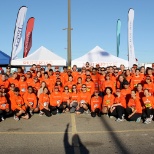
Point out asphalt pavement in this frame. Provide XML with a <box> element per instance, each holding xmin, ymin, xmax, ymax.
<box><xmin>0</xmin><ymin>113</ymin><xmax>154</xmax><ymax>154</ymax></box>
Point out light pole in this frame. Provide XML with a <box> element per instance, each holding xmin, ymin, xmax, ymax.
<box><xmin>67</xmin><ymin>0</ymin><xmax>71</xmax><ymax>67</ymax></box>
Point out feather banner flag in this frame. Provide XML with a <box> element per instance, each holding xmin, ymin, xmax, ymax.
<box><xmin>116</xmin><ymin>19</ymin><xmax>121</xmax><ymax>57</ymax></box>
<box><xmin>11</xmin><ymin>6</ymin><xmax>27</xmax><ymax>60</ymax></box>
<box><xmin>23</xmin><ymin>17</ymin><xmax>35</xmax><ymax>58</ymax></box>
<box><xmin>128</xmin><ymin>8</ymin><xmax>136</xmax><ymax>68</ymax></box>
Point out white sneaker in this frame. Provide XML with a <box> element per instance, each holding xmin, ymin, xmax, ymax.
<box><xmin>109</xmin><ymin>116</ymin><xmax>114</xmax><ymax>118</ymax></box>
<box><xmin>14</xmin><ymin>115</ymin><xmax>19</xmax><ymax>121</ymax></box>
<box><xmin>150</xmin><ymin>115</ymin><xmax>153</xmax><ymax>120</ymax></box>
<box><xmin>144</xmin><ymin>118</ymin><xmax>151</xmax><ymax>124</ymax></box>
<box><xmin>116</xmin><ymin>118</ymin><xmax>124</xmax><ymax>122</ymax></box>
<box><xmin>39</xmin><ymin>111</ymin><xmax>44</xmax><ymax>116</ymax></box>
<box><xmin>136</xmin><ymin>117</ymin><xmax>141</xmax><ymax>123</ymax></box>
<box><xmin>30</xmin><ymin>111</ymin><xmax>33</xmax><ymax>116</ymax></box>
<box><xmin>1</xmin><ymin>116</ymin><xmax>5</xmax><ymax>121</ymax></box>
<box><xmin>85</xmin><ymin>109</ymin><xmax>91</xmax><ymax>114</ymax></box>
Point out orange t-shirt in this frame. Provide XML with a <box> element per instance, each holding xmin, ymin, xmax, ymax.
<box><xmin>127</xmin><ymin>98</ymin><xmax>142</xmax><ymax>113</ymax></box>
<box><xmin>62</xmin><ymin>92</ymin><xmax>71</xmax><ymax>102</ymax></box>
<box><xmin>91</xmin><ymin>96</ymin><xmax>102</xmax><ymax>112</ymax></box>
<box><xmin>39</xmin><ymin>93</ymin><xmax>50</xmax><ymax>110</ymax></box>
<box><xmin>114</xmin><ymin>95</ymin><xmax>126</xmax><ymax>108</ymax></box>
<box><xmin>142</xmin><ymin>96</ymin><xmax>154</xmax><ymax>109</ymax></box>
<box><xmin>50</xmin><ymin>92</ymin><xmax>62</xmax><ymax>106</ymax></box>
<box><xmin>102</xmin><ymin>94</ymin><xmax>115</xmax><ymax>107</ymax></box>
<box><xmin>0</xmin><ymin>96</ymin><xmax>9</xmax><ymax>110</ymax></box>
<box><xmin>78</xmin><ymin>91</ymin><xmax>91</xmax><ymax>104</ymax></box>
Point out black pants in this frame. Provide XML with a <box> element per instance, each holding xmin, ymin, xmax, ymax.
<box><xmin>142</xmin><ymin>108</ymin><xmax>154</xmax><ymax>119</ymax></box>
<box><xmin>0</xmin><ymin>109</ymin><xmax>12</xmax><ymax>117</ymax></box>
<box><xmin>91</xmin><ymin>108</ymin><xmax>101</xmax><ymax>117</ymax></box>
<box><xmin>126</xmin><ymin>107</ymin><xmax>142</xmax><ymax>121</ymax></box>
<box><xmin>49</xmin><ymin>105</ymin><xmax>64</xmax><ymax>115</ymax></box>
<box><xmin>109</xmin><ymin>106</ymin><xmax>125</xmax><ymax>119</ymax></box>
<box><xmin>41</xmin><ymin>109</ymin><xmax>51</xmax><ymax>117</ymax></box>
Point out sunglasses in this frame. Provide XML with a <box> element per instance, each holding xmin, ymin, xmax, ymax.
<box><xmin>65</xmin><ymin>89</ymin><xmax>69</xmax><ymax>90</ymax></box>
<box><xmin>82</xmin><ymin>87</ymin><xmax>86</xmax><ymax>88</ymax></box>
<box><xmin>72</xmin><ymin>87</ymin><xmax>76</xmax><ymax>89</ymax></box>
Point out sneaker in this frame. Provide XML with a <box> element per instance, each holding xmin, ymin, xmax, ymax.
<box><xmin>39</xmin><ymin>111</ymin><xmax>44</xmax><ymax>116</ymax></box>
<box><xmin>109</xmin><ymin>116</ymin><xmax>114</xmax><ymax>118</ymax></box>
<box><xmin>150</xmin><ymin>115</ymin><xmax>153</xmax><ymax>120</ymax></box>
<box><xmin>136</xmin><ymin>117</ymin><xmax>141</xmax><ymax>123</ymax></box>
<box><xmin>14</xmin><ymin>115</ymin><xmax>19</xmax><ymax>121</ymax></box>
<box><xmin>116</xmin><ymin>118</ymin><xmax>124</xmax><ymax>122</ymax></box>
<box><xmin>122</xmin><ymin>114</ymin><xmax>125</xmax><ymax>120</ymax></box>
<box><xmin>144</xmin><ymin>119</ymin><xmax>151</xmax><ymax>124</ymax></box>
<box><xmin>0</xmin><ymin>116</ymin><xmax>4</xmax><ymax>121</ymax></box>
<box><xmin>30</xmin><ymin>111</ymin><xmax>33</xmax><ymax>116</ymax></box>
<box><xmin>85</xmin><ymin>109</ymin><xmax>91</xmax><ymax>114</ymax></box>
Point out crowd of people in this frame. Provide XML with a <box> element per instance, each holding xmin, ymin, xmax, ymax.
<box><xmin>0</xmin><ymin>62</ymin><xmax>154</xmax><ymax>124</ymax></box>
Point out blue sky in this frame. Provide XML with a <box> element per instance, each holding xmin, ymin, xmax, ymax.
<box><xmin>0</xmin><ymin>0</ymin><xmax>154</xmax><ymax>63</ymax></box>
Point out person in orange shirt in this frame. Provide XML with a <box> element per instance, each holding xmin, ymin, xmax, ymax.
<box><xmin>136</xmin><ymin>83</ymin><xmax>144</xmax><ymax>107</ymax></box>
<box><xmin>71</xmin><ymin>65</ymin><xmax>79</xmax><ymax>83</ymax></box>
<box><xmin>76</xmin><ymin>84</ymin><xmax>91</xmax><ymax>114</ymax></box>
<box><xmin>41</xmin><ymin>72</ymin><xmax>53</xmax><ymax>90</ymax></box>
<box><xmin>91</xmin><ymin>68</ymin><xmax>99</xmax><ymax>91</ymax></box>
<box><xmin>25</xmin><ymin>71</ymin><xmax>33</xmax><ymax>86</ymax></box>
<box><xmin>98</xmin><ymin>68</ymin><xmax>106</xmax><ymax>92</ymax></box>
<box><xmin>54</xmin><ymin>78</ymin><xmax>64</xmax><ymax>93</ymax></box>
<box><xmin>61</xmin><ymin>86</ymin><xmax>71</xmax><ymax>112</ymax></box>
<box><xmin>76</xmin><ymin>77</ymin><xmax>83</xmax><ymax>92</ymax></box>
<box><xmin>109</xmin><ymin>89</ymin><xmax>126</xmax><ymax>122</ymax></box>
<box><xmin>124</xmin><ymin>69</ymin><xmax>132</xmax><ymax>83</ymax></box>
<box><xmin>8</xmin><ymin>72</ymin><xmax>19</xmax><ymax>87</ymax></box>
<box><xmin>142</xmin><ymin>89</ymin><xmax>154</xmax><ymax>124</ymax></box>
<box><xmin>64</xmin><ymin>75</ymin><xmax>76</xmax><ymax>92</ymax></box>
<box><xmin>90</xmin><ymin>90</ymin><xmax>102</xmax><ymax>117</ymax></box>
<box><xmin>31</xmin><ymin>76</ymin><xmax>41</xmax><ymax>92</ymax></box>
<box><xmin>139</xmin><ymin>66</ymin><xmax>145</xmax><ymax>81</ymax></box>
<box><xmin>11</xmin><ymin>87</ymin><xmax>29</xmax><ymax>121</ymax></box>
<box><xmin>85</xmin><ymin>75</ymin><xmax>95</xmax><ymax>95</ymax></box>
<box><xmin>102</xmin><ymin>87</ymin><xmax>115</xmax><ymax>115</ymax></box>
<box><xmin>116</xmin><ymin>75</ymin><xmax>128</xmax><ymax>90</ymax></box>
<box><xmin>102</xmin><ymin>74</ymin><xmax>115</xmax><ymax>93</ymax></box>
<box><xmin>23</xmin><ymin>86</ymin><xmax>39</xmax><ymax>116</ymax></box>
<box><xmin>130</xmin><ymin>69</ymin><xmax>143</xmax><ymax>90</ymax></box>
<box><xmin>38</xmin><ymin>87</ymin><xmax>51</xmax><ymax>117</ymax></box>
<box><xmin>18</xmin><ymin>75</ymin><xmax>28</xmax><ymax>96</ymax></box>
<box><xmin>121</xmin><ymin>81</ymin><xmax>131</xmax><ymax>104</ymax></box>
<box><xmin>69</xmin><ymin>85</ymin><xmax>80</xmax><ymax>113</ymax></box>
<box><xmin>126</xmin><ymin>90</ymin><xmax>142</xmax><ymax>122</ymax></box>
<box><xmin>50</xmin><ymin>85</ymin><xmax>63</xmax><ymax>114</ymax></box>
<box><xmin>0</xmin><ymin>74</ymin><xmax>10</xmax><ymax>90</ymax></box>
<box><xmin>0</xmin><ymin>89</ymin><xmax>10</xmax><ymax>121</ymax></box>
<box><xmin>143</xmin><ymin>76</ymin><xmax>154</xmax><ymax>95</ymax></box>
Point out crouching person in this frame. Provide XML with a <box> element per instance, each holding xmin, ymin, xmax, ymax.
<box><xmin>90</xmin><ymin>90</ymin><xmax>102</xmax><ymax>117</ymax></box>
<box><xmin>11</xmin><ymin>87</ymin><xmax>29</xmax><ymax>121</ymax></box>
<box><xmin>23</xmin><ymin>86</ymin><xmax>39</xmax><ymax>116</ymax></box>
<box><xmin>102</xmin><ymin>87</ymin><xmax>115</xmax><ymax>116</ymax></box>
<box><xmin>109</xmin><ymin>89</ymin><xmax>126</xmax><ymax>122</ymax></box>
<box><xmin>76</xmin><ymin>84</ymin><xmax>91</xmax><ymax>114</ymax></box>
<box><xmin>126</xmin><ymin>90</ymin><xmax>142</xmax><ymax>122</ymax></box>
<box><xmin>0</xmin><ymin>89</ymin><xmax>10</xmax><ymax>121</ymax></box>
<box><xmin>50</xmin><ymin>86</ymin><xmax>63</xmax><ymax>114</ymax></box>
<box><xmin>39</xmin><ymin>87</ymin><xmax>51</xmax><ymax>117</ymax></box>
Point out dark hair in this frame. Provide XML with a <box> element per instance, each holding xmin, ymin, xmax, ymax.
<box><xmin>105</xmin><ymin>87</ymin><xmax>113</xmax><ymax>94</ymax></box>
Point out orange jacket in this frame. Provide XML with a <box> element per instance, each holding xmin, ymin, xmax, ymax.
<box><xmin>102</xmin><ymin>94</ymin><xmax>115</xmax><ymax>107</ymax></box>
<box><xmin>39</xmin><ymin>93</ymin><xmax>50</xmax><ymax>110</ymax></box>
<box><xmin>50</xmin><ymin>92</ymin><xmax>62</xmax><ymax>107</ymax></box>
<box><xmin>91</xmin><ymin>96</ymin><xmax>102</xmax><ymax>112</ymax></box>
<box><xmin>127</xmin><ymin>97</ymin><xmax>142</xmax><ymax>113</ymax></box>
<box><xmin>11</xmin><ymin>95</ymin><xmax>26</xmax><ymax>111</ymax></box>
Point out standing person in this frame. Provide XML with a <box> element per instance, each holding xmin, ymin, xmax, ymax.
<box><xmin>64</xmin><ymin>75</ymin><xmax>76</xmax><ymax>92</ymax></box>
<box><xmin>0</xmin><ymin>73</ymin><xmax>10</xmax><ymax>90</ymax></box>
<box><xmin>11</xmin><ymin>87</ymin><xmax>29</xmax><ymax>121</ymax></box>
<box><xmin>0</xmin><ymin>90</ymin><xmax>10</xmax><ymax>121</ymax></box>
<box><xmin>37</xmin><ymin>81</ymin><xmax>47</xmax><ymax>98</ymax></box>
<box><xmin>85</xmin><ymin>75</ymin><xmax>95</xmax><ymax>95</ymax></box>
<box><xmin>90</xmin><ymin>90</ymin><xmax>102</xmax><ymax>117</ymax></box>
<box><xmin>8</xmin><ymin>72</ymin><xmax>19</xmax><ymax>87</ymax></box>
<box><xmin>39</xmin><ymin>87</ymin><xmax>51</xmax><ymax>117</ymax></box>
<box><xmin>23</xmin><ymin>86</ymin><xmax>39</xmax><ymax>116</ymax></box>
<box><xmin>116</xmin><ymin>75</ymin><xmax>128</xmax><ymax>90</ymax></box>
<box><xmin>143</xmin><ymin>76</ymin><xmax>154</xmax><ymax>95</ymax></box>
<box><xmin>18</xmin><ymin>75</ymin><xmax>27</xmax><ymax>96</ymax></box>
<box><xmin>142</xmin><ymin>89</ymin><xmax>154</xmax><ymax>124</ymax></box>
<box><xmin>54</xmin><ymin>78</ymin><xmax>63</xmax><ymax>93</ymax></box>
<box><xmin>126</xmin><ymin>90</ymin><xmax>142</xmax><ymax>122</ymax></box>
<box><xmin>109</xmin><ymin>89</ymin><xmax>126</xmax><ymax>122</ymax></box>
<box><xmin>76</xmin><ymin>77</ymin><xmax>84</xmax><ymax>92</ymax></box>
<box><xmin>98</xmin><ymin>68</ymin><xmax>106</xmax><ymax>92</ymax></box>
<box><xmin>124</xmin><ymin>69</ymin><xmax>132</xmax><ymax>83</ymax></box>
<box><xmin>85</xmin><ymin>62</ymin><xmax>90</xmax><ymax>70</ymax></box>
<box><xmin>102</xmin><ymin>87</ymin><xmax>115</xmax><ymax>115</ymax></box>
<box><xmin>5</xmin><ymin>65</ymin><xmax>12</xmax><ymax>78</ymax></box>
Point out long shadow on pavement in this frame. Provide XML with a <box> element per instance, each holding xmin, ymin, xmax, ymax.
<box><xmin>100</xmin><ymin>116</ymin><xmax>131</xmax><ymax>154</ymax></box>
<box><xmin>63</xmin><ymin>123</ymin><xmax>89</xmax><ymax>154</ymax></box>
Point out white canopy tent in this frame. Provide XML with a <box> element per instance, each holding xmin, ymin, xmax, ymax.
<box><xmin>11</xmin><ymin>46</ymin><xmax>66</xmax><ymax>66</ymax></box>
<box><xmin>72</xmin><ymin>46</ymin><xmax>128</xmax><ymax>68</ymax></box>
